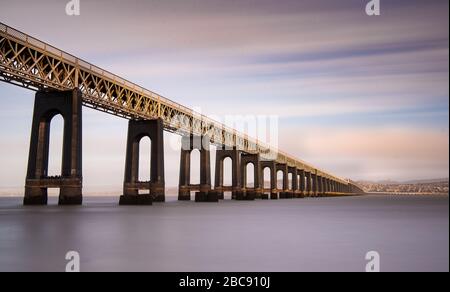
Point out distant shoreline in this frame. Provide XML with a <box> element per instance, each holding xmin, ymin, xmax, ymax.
<box><xmin>366</xmin><ymin>192</ymin><xmax>449</xmax><ymax>196</ymax></box>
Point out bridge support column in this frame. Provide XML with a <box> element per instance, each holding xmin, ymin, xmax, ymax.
<box><xmin>214</xmin><ymin>148</ymin><xmax>241</xmax><ymax>199</ymax></box>
<box><xmin>305</xmin><ymin>171</ymin><xmax>312</xmax><ymax>197</ymax></box>
<box><xmin>240</xmin><ymin>153</ymin><xmax>262</xmax><ymax>200</ymax></box>
<box><xmin>316</xmin><ymin>174</ymin><xmax>321</xmax><ymax>197</ymax></box>
<box><xmin>298</xmin><ymin>170</ymin><xmax>306</xmax><ymax>198</ymax></box>
<box><xmin>24</xmin><ymin>89</ymin><xmax>83</xmax><ymax>205</ymax></box>
<box><xmin>288</xmin><ymin>167</ymin><xmax>298</xmax><ymax>198</ymax></box>
<box><xmin>276</xmin><ymin>163</ymin><xmax>289</xmax><ymax>199</ymax></box>
<box><xmin>178</xmin><ymin>136</ymin><xmax>213</xmax><ymax>202</ymax></box>
<box><xmin>120</xmin><ymin>119</ymin><xmax>165</xmax><ymax>205</ymax></box>
<box><xmin>311</xmin><ymin>172</ymin><xmax>318</xmax><ymax>197</ymax></box>
<box><xmin>261</xmin><ymin>161</ymin><xmax>277</xmax><ymax>199</ymax></box>
<box><xmin>317</xmin><ymin>176</ymin><xmax>324</xmax><ymax>197</ymax></box>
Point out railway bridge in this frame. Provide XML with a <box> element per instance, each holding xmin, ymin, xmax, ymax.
<box><xmin>0</xmin><ymin>22</ymin><xmax>364</xmax><ymax>205</ymax></box>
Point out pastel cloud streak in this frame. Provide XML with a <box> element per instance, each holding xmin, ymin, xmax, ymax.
<box><xmin>0</xmin><ymin>0</ymin><xmax>448</xmax><ymax>192</ymax></box>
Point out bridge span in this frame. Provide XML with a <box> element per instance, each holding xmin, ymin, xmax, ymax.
<box><xmin>0</xmin><ymin>22</ymin><xmax>364</xmax><ymax>205</ymax></box>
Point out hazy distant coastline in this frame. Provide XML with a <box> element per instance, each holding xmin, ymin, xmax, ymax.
<box><xmin>357</xmin><ymin>179</ymin><xmax>449</xmax><ymax>194</ymax></box>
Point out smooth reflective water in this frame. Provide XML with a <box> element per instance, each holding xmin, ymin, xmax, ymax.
<box><xmin>0</xmin><ymin>195</ymin><xmax>448</xmax><ymax>272</ymax></box>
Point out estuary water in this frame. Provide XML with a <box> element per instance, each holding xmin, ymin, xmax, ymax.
<box><xmin>0</xmin><ymin>194</ymin><xmax>448</xmax><ymax>272</ymax></box>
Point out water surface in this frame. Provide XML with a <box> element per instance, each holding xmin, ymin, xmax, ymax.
<box><xmin>0</xmin><ymin>194</ymin><xmax>448</xmax><ymax>272</ymax></box>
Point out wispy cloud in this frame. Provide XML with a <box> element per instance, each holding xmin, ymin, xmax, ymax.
<box><xmin>279</xmin><ymin>126</ymin><xmax>449</xmax><ymax>181</ymax></box>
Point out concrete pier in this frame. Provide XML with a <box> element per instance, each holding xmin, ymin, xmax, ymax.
<box><xmin>214</xmin><ymin>148</ymin><xmax>241</xmax><ymax>199</ymax></box>
<box><xmin>298</xmin><ymin>169</ymin><xmax>306</xmax><ymax>198</ymax></box>
<box><xmin>288</xmin><ymin>166</ymin><xmax>298</xmax><ymax>198</ymax></box>
<box><xmin>305</xmin><ymin>171</ymin><xmax>312</xmax><ymax>197</ymax></box>
<box><xmin>120</xmin><ymin>119</ymin><xmax>165</xmax><ymax>205</ymax></box>
<box><xmin>24</xmin><ymin>89</ymin><xmax>83</xmax><ymax>205</ymax></box>
<box><xmin>312</xmin><ymin>173</ymin><xmax>319</xmax><ymax>197</ymax></box>
<box><xmin>241</xmin><ymin>153</ymin><xmax>262</xmax><ymax>199</ymax></box>
<box><xmin>178</xmin><ymin>135</ymin><xmax>212</xmax><ymax>201</ymax></box>
<box><xmin>261</xmin><ymin>161</ymin><xmax>278</xmax><ymax>199</ymax></box>
<box><xmin>276</xmin><ymin>163</ymin><xmax>289</xmax><ymax>198</ymax></box>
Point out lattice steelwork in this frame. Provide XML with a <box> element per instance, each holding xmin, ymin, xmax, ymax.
<box><xmin>0</xmin><ymin>22</ymin><xmax>349</xmax><ymax>185</ymax></box>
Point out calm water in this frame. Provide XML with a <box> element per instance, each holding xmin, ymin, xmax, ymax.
<box><xmin>0</xmin><ymin>194</ymin><xmax>448</xmax><ymax>272</ymax></box>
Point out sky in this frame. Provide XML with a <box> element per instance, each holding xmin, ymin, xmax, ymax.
<box><xmin>0</xmin><ymin>0</ymin><xmax>448</xmax><ymax>194</ymax></box>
